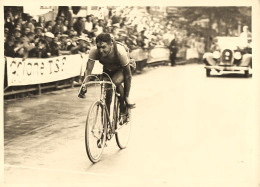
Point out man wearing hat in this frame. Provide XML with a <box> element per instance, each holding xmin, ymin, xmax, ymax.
<box><xmin>70</xmin><ymin>35</ymin><xmax>90</xmax><ymax>54</ymax></box>
<box><xmin>4</xmin><ymin>35</ymin><xmax>16</xmax><ymax>57</ymax></box>
<box><xmin>23</xmin><ymin>16</ymin><xmax>35</xmax><ymax>33</ymax></box>
<box><xmin>84</xmin><ymin>15</ymin><xmax>94</xmax><ymax>35</ymax></box>
<box><xmin>21</xmin><ymin>31</ymin><xmax>36</xmax><ymax>53</ymax></box>
<box><xmin>79</xmin><ymin>33</ymin><xmax>135</xmax><ymax>118</ymax></box>
<box><xmin>13</xmin><ymin>27</ymin><xmax>22</xmax><ymax>41</ymax></box>
<box><xmin>52</xmin><ymin>16</ymin><xmax>64</xmax><ymax>35</ymax></box>
<box><xmin>45</xmin><ymin>32</ymin><xmax>60</xmax><ymax>56</ymax></box>
<box><xmin>60</xmin><ymin>34</ymin><xmax>69</xmax><ymax>51</ymax></box>
<box><xmin>4</xmin><ymin>28</ymin><xmax>10</xmax><ymax>42</ymax></box>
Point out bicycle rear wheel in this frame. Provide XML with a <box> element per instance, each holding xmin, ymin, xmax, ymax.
<box><xmin>115</xmin><ymin>106</ymin><xmax>132</xmax><ymax>149</ymax></box>
<box><xmin>85</xmin><ymin>101</ymin><xmax>107</xmax><ymax>163</ymax></box>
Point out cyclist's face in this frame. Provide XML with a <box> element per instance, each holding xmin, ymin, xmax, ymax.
<box><xmin>96</xmin><ymin>42</ymin><xmax>112</xmax><ymax>57</ymax></box>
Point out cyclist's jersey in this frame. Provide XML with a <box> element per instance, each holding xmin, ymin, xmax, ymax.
<box><xmin>88</xmin><ymin>44</ymin><xmax>129</xmax><ymax>72</ymax></box>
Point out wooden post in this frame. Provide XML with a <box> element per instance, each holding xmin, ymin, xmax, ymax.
<box><xmin>71</xmin><ymin>77</ymin><xmax>75</xmax><ymax>88</ymax></box>
<box><xmin>38</xmin><ymin>84</ymin><xmax>41</xmax><ymax>95</ymax></box>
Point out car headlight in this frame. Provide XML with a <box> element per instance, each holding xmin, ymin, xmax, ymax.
<box><xmin>213</xmin><ymin>51</ymin><xmax>220</xmax><ymax>59</ymax></box>
<box><xmin>234</xmin><ymin>51</ymin><xmax>242</xmax><ymax>60</ymax></box>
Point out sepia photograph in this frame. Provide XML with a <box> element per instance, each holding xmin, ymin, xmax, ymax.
<box><xmin>1</xmin><ymin>0</ymin><xmax>259</xmax><ymax>187</ymax></box>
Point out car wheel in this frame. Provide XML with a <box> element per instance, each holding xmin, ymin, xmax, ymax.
<box><xmin>244</xmin><ymin>70</ymin><xmax>249</xmax><ymax>77</ymax></box>
<box><xmin>206</xmin><ymin>69</ymin><xmax>211</xmax><ymax>77</ymax></box>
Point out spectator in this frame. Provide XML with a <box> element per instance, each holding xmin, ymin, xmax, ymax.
<box><xmin>67</xmin><ymin>31</ymin><xmax>78</xmax><ymax>51</ymax></box>
<box><xmin>4</xmin><ymin>35</ymin><xmax>16</xmax><ymax>57</ymax></box>
<box><xmin>23</xmin><ymin>16</ymin><xmax>35</xmax><ymax>33</ymax></box>
<box><xmin>57</xmin><ymin>6</ymin><xmax>72</xmax><ymax>29</ymax></box>
<box><xmin>45</xmin><ymin>21</ymin><xmax>53</xmax><ymax>32</ymax></box>
<box><xmin>23</xmin><ymin>27</ymin><xmax>31</xmax><ymax>36</ymax></box>
<box><xmin>73</xmin><ymin>17</ymin><xmax>85</xmax><ymax>36</ymax></box>
<box><xmin>45</xmin><ymin>32</ymin><xmax>60</xmax><ymax>56</ymax></box>
<box><xmin>36</xmin><ymin>16</ymin><xmax>46</xmax><ymax>31</ymax></box>
<box><xmin>169</xmin><ymin>37</ymin><xmax>178</xmax><ymax>66</ymax></box>
<box><xmin>239</xmin><ymin>25</ymin><xmax>252</xmax><ymax>49</ymax></box>
<box><xmin>29</xmin><ymin>39</ymin><xmax>49</xmax><ymax>58</ymax></box>
<box><xmin>13</xmin><ymin>27</ymin><xmax>22</xmax><ymax>41</ymax></box>
<box><xmin>70</xmin><ymin>35</ymin><xmax>90</xmax><ymax>54</ymax></box>
<box><xmin>63</xmin><ymin>20</ymin><xmax>69</xmax><ymax>34</ymax></box>
<box><xmin>34</xmin><ymin>26</ymin><xmax>44</xmax><ymax>42</ymax></box>
<box><xmin>209</xmin><ymin>37</ymin><xmax>220</xmax><ymax>52</ymax></box>
<box><xmin>15</xmin><ymin>17</ymin><xmax>23</xmax><ymax>29</ymax></box>
<box><xmin>186</xmin><ymin>33</ymin><xmax>199</xmax><ymax>61</ymax></box>
<box><xmin>60</xmin><ymin>34</ymin><xmax>69</xmax><ymax>50</ymax></box>
<box><xmin>52</xmin><ymin>16</ymin><xmax>64</xmax><ymax>35</ymax></box>
<box><xmin>197</xmin><ymin>37</ymin><xmax>205</xmax><ymax>63</ymax></box>
<box><xmin>5</xmin><ymin>17</ymin><xmax>15</xmax><ymax>34</ymax></box>
<box><xmin>84</xmin><ymin>15</ymin><xmax>95</xmax><ymax>37</ymax></box>
<box><xmin>111</xmin><ymin>10</ymin><xmax>121</xmax><ymax>24</ymax></box>
<box><xmin>21</xmin><ymin>31</ymin><xmax>36</xmax><ymax>53</ymax></box>
<box><xmin>4</xmin><ymin>28</ymin><xmax>9</xmax><ymax>42</ymax></box>
<box><xmin>94</xmin><ymin>19</ymin><xmax>104</xmax><ymax>36</ymax></box>
<box><xmin>13</xmin><ymin>38</ymin><xmax>27</xmax><ymax>59</ymax></box>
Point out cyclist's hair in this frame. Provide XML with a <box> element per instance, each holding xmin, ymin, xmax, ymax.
<box><xmin>96</xmin><ymin>33</ymin><xmax>113</xmax><ymax>44</ymax></box>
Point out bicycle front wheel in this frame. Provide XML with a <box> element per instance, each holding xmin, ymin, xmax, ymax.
<box><xmin>85</xmin><ymin>101</ymin><xmax>107</xmax><ymax>163</ymax></box>
<box><xmin>115</xmin><ymin>107</ymin><xmax>132</xmax><ymax>149</ymax></box>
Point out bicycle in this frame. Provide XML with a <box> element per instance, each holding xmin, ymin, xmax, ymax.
<box><xmin>79</xmin><ymin>73</ymin><xmax>132</xmax><ymax>163</ymax></box>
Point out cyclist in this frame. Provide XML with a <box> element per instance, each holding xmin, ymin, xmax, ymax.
<box><xmin>79</xmin><ymin>33</ymin><xmax>135</xmax><ymax>117</ymax></box>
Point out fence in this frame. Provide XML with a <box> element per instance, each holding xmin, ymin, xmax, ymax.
<box><xmin>4</xmin><ymin>46</ymin><xmax>172</xmax><ymax>99</ymax></box>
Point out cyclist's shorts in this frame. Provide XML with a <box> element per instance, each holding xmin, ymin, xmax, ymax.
<box><xmin>103</xmin><ymin>68</ymin><xmax>122</xmax><ymax>79</ymax></box>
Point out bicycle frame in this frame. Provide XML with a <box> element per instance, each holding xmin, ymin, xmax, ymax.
<box><xmin>84</xmin><ymin>73</ymin><xmax>132</xmax><ymax>162</ymax></box>
<box><xmin>84</xmin><ymin>73</ymin><xmax>120</xmax><ymax>138</ymax></box>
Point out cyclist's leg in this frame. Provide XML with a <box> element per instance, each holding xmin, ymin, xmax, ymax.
<box><xmin>105</xmin><ymin>85</ymin><xmax>112</xmax><ymax>114</ymax></box>
<box><xmin>111</xmin><ymin>70</ymin><xmax>126</xmax><ymax>114</ymax></box>
<box><xmin>103</xmin><ymin>70</ymin><xmax>114</xmax><ymax>114</ymax></box>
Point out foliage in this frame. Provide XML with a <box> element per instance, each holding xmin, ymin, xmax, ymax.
<box><xmin>170</xmin><ymin>7</ymin><xmax>251</xmax><ymax>36</ymax></box>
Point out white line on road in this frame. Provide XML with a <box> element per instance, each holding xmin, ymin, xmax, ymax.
<box><xmin>4</xmin><ymin>164</ymin><xmax>123</xmax><ymax>178</ymax></box>
<box><xmin>4</xmin><ymin>164</ymin><xmax>164</xmax><ymax>183</ymax></box>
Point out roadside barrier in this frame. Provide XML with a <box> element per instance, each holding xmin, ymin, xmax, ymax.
<box><xmin>4</xmin><ymin>46</ymin><xmax>174</xmax><ymax>99</ymax></box>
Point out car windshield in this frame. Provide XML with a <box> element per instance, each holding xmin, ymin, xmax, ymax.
<box><xmin>217</xmin><ymin>37</ymin><xmax>240</xmax><ymax>50</ymax></box>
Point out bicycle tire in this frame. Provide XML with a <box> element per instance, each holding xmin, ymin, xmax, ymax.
<box><xmin>85</xmin><ymin>100</ymin><xmax>107</xmax><ymax>163</ymax></box>
<box><xmin>115</xmin><ymin>105</ymin><xmax>132</xmax><ymax>149</ymax></box>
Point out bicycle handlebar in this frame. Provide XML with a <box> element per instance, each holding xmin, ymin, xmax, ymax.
<box><xmin>85</xmin><ymin>80</ymin><xmax>116</xmax><ymax>89</ymax></box>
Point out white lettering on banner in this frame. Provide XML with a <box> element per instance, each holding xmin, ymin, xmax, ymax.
<box><xmin>6</xmin><ymin>55</ymin><xmax>83</xmax><ymax>86</ymax></box>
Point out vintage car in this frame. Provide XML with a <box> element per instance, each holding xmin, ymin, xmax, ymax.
<box><xmin>203</xmin><ymin>37</ymin><xmax>252</xmax><ymax>77</ymax></box>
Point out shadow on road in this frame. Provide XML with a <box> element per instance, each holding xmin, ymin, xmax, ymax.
<box><xmin>207</xmin><ymin>73</ymin><xmax>252</xmax><ymax>79</ymax></box>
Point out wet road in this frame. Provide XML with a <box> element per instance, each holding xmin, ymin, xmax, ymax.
<box><xmin>4</xmin><ymin>64</ymin><xmax>259</xmax><ymax>187</ymax></box>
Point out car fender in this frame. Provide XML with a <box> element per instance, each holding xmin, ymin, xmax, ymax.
<box><xmin>203</xmin><ymin>52</ymin><xmax>217</xmax><ymax>66</ymax></box>
<box><xmin>240</xmin><ymin>54</ymin><xmax>252</xmax><ymax>67</ymax></box>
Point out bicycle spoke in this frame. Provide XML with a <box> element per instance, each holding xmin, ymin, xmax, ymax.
<box><xmin>85</xmin><ymin>101</ymin><xmax>107</xmax><ymax>163</ymax></box>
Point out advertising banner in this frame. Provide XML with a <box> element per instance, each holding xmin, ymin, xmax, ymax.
<box><xmin>80</xmin><ymin>53</ymin><xmax>103</xmax><ymax>75</ymax></box>
<box><xmin>130</xmin><ymin>48</ymin><xmax>148</xmax><ymax>62</ymax></box>
<box><xmin>147</xmin><ymin>46</ymin><xmax>170</xmax><ymax>64</ymax></box>
<box><xmin>6</xmin><ymin>54</ymin><xmax>84</xmax><ymax>86</ymax></box>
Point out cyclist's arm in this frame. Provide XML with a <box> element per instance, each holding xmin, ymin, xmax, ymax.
<box><xmin>122</xmin><ymin>64</ymin><xmax>132</xmax><ymax>98</ymax></box>
<box><xmin>84</xmin><ymin>58</ymin><xmax>95</xmax><ymax>82</ymax></box>
<box><xmin>83</xmin><ymin>48</ymin><xmax>98</xmax><ymax>82</ymax></box>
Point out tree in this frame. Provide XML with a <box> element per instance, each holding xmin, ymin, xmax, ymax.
<box><xmin>175</xmin><ymin>7</ymin><xmax>251</xmax><ymax>50</ymax></box>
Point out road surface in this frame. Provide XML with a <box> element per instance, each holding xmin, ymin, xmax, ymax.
<box><xmin>4</xmin><ymin>64</ymin><xmax>259</xmax><ymax>187</ymax></box>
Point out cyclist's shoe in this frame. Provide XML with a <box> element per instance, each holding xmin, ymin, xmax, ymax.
<box><xmin>120</xmin><ymin>112</ymin><xmax>128</xmax><ymax>125</ymax></box>
<box><xmin>78</xmin><ymin>85</ymin><xmax>87</xmax><ymax>98</ymax></box>
<box><xmin>126</xmin><ymin>103</ymin><xmax>136</xmax><ymax>109</ymax></box>
<box><xmin>78</xmin><ymin>92</ymin><xmax>86</xmax><ymax>98</ymax></box>
<box><xmin>97</xmin><ymin>138</ymin><xmax>103</xmax><ymax>148</ymax></box>
<box><xmin>125</xmin><ymin>97</ymin><xmax>136</xmax><ymax>109</ymax></box>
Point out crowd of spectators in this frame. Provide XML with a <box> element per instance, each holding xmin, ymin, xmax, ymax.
<box><xmin>4</xmin><ymin>6</ymin><xmax>209</xmax><ymax>63</ymax></box>
<box><xmin>4</xmin><ymin>7</ymin><xmax>190</xmax><ymax>60</ymax></box>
